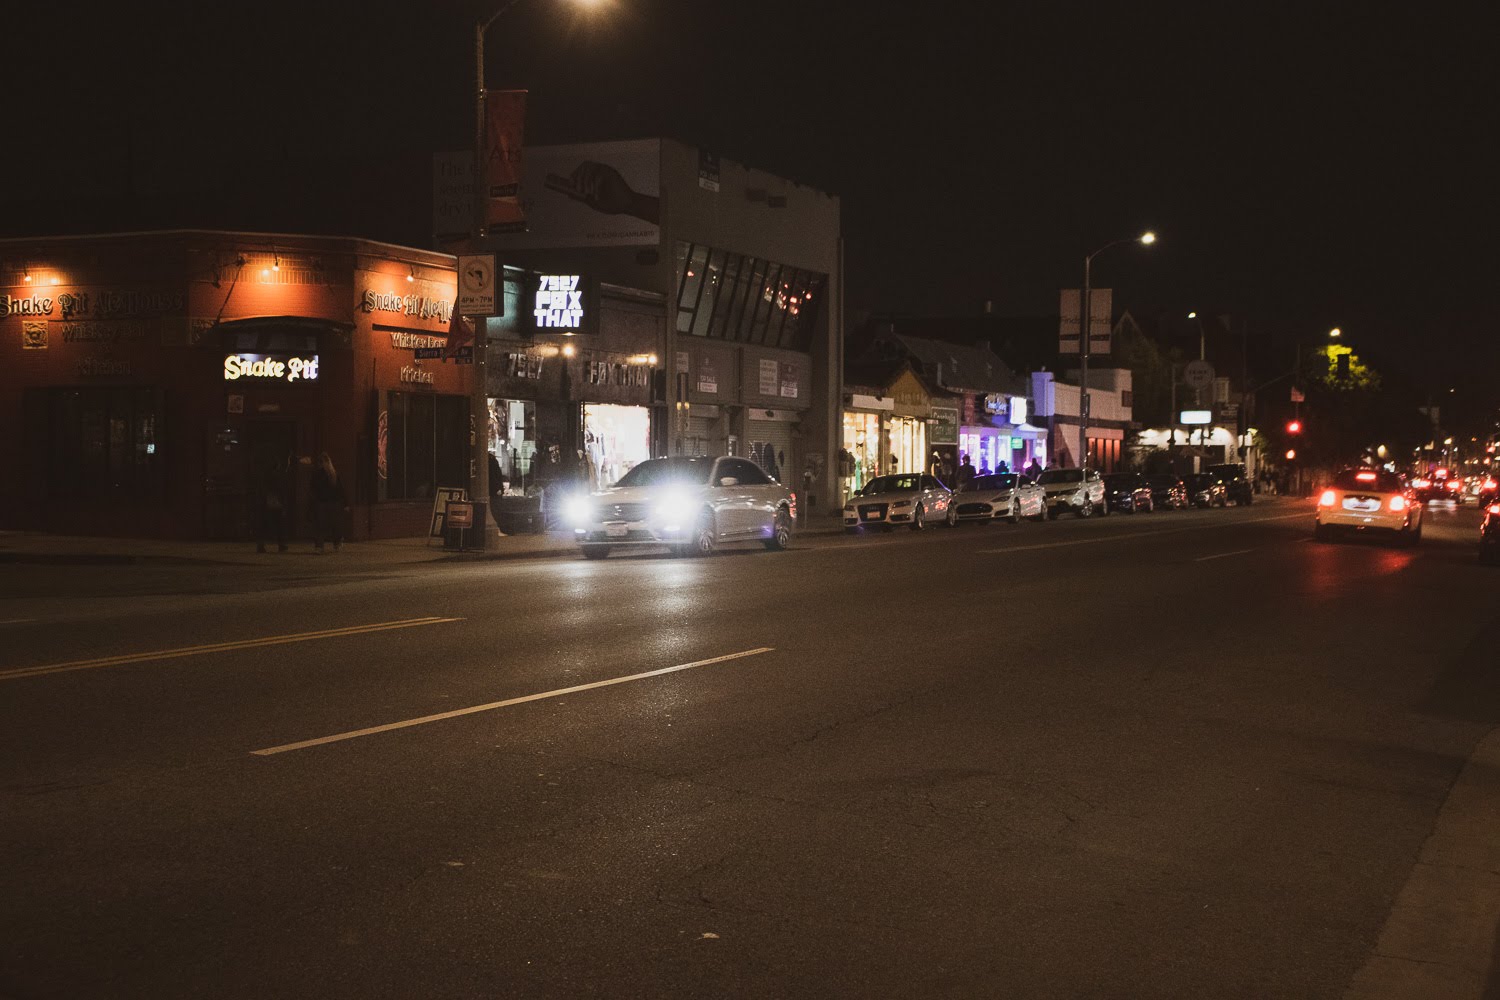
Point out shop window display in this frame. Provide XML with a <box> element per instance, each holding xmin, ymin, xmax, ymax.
<box><xmin>583</xmin><ymin>404</ymin><xmax>651</xmax><ymax>489</ymax></box>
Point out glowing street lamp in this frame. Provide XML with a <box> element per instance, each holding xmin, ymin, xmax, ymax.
<box><xmin>1079</xmin><ymin>231</ymin><xmax>1156</xmax><ymax>470</ymax></box>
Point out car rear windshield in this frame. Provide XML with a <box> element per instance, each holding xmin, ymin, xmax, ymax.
<box><xmin>1334</xmin><ymin>469</ymin><xmax>1404</xmax><ymax>491</ymax></box>
<box><xmin>1038</xmin><ymin>469</ymin><xmax>1081</xmax><ymax>485</ymax></box>
<box><xmin>963</xmin><ymin>474</ymin><xmax>1018</xmax><ymax>492</ymax></box>
<box><xmin>614</xmin><ymin>457</ymin><xmax>714</xmax><ymax>488</ymax></box>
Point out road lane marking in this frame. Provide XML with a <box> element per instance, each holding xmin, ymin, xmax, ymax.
<box><xmin>0</xmin><ymin>617</ymin><xmax>463</xmax><ymax>683</ymax></box>
<box><xmin>252</xmin><ymin>646</ymin><xmax>777</xmax><ymax>756</ymax></box>
<box><xmin>0</xmin><ymin>618</ymin><xmax>37</xmax><ymax>626</ymax></box>
<box><xmin>1195</xmin><ymin>548</ymin><xmax>1256</xmax><ymax>562</ymax></box>
<box><xmin>977</xmin><ymin>512</ymin><xmax>1306</xmax><ymax>555</ymax></box>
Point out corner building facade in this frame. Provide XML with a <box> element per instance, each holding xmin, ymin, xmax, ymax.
<box><xmin>0</xmin><ymin>230</ymin><xmax>474</xmax><ymax>540</ymax></box>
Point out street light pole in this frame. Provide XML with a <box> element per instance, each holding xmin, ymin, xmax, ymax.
<box><xmin>1078</xmin><ymin>232</ymin><xmax>1155</xmax><ymax>473</ymax></box>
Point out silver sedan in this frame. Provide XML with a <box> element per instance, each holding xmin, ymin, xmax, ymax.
<box><xmin>843</xmin><ymin>474</ymin><xmax>957</xmax><ymax>532</ymax></box>
<box><xmin>954</xmin><ymin>473</ymin><xmax>1047</xmax><ymax>524</ymax></box>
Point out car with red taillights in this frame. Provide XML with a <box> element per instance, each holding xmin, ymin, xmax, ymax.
<box><xmin>1315</xmin><ymin>468</ymin><xmax>1422</xmax><ymax>545</ymax></box>
<box><xmin>1480</xmin><ymin>499</ymin><xmax>1500</xmax><ymax>565</ymax></box>
<box><xmin>1480</xmin><ymin>474</ymin><xmax>1500</xmax><ymax>508</ymax></box>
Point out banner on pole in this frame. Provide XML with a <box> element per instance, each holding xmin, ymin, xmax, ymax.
<box><xmin>485</xmin><ymin>89</ymin><xmax>527</xmax><ymax>232</ymax></box>
<box><xmin>1058</xmin><ymin>288</ymin><xmax>1113</xmax><ymax>354</ymax></box>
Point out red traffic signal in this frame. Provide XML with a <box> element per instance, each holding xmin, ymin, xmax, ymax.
<box><xmin>1286</xmin><ymin>420</ymin><xmax>1302</xmax><ymax>434</ymax></box>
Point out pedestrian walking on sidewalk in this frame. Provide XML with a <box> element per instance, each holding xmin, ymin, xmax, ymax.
<box><xmin>309</xmin><ymin>451</ymin><xmax>348</xmax><ymax>553</ymax></box>
<box><xmin>254</xmin><ymin>452</ymin><xmax>292</xmax><ymax>553</ymax></box>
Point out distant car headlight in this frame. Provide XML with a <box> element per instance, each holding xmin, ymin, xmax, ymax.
<box><xmin>891</xmin><ymin>500</ymin><xmax>912</xmax><ymax>508</ymax></box>
<box><xmin>653</xmin><ymin>490</ymin><xmax>695</xmax><ymax>524</ymax></box>
<box><xmin>562</xmin><ymin>495</ymin><xmax>594</xmax><ymax>528</ymax></box>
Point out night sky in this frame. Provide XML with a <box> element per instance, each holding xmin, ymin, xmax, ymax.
<box><xmin>6</xmin><ymin>2</ymin><xmax>1494</xmax><ymax>425</ymax></box>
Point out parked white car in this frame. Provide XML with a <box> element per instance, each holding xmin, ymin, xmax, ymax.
<box><xmin>954</xmin><ymin>473</ymin><xmax>1047</xmax><ymax>524</ymax></box>
<box><xmin>563</xmin><ymin>456</ymin><xmax>795</xmax><ymax>559</ymax></box>
<box><xmin>843</xmin><ymin>473</ymin><xmax>957</xmax><ymax>532</ymax></box>
<box><xmin>1037</xmin><ymin>467</ymin><xmax>1108</xmax><ymax>518</ymax></box>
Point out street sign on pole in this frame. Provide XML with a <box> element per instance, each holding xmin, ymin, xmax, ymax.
<box><xmin>1290</xmin><ymin>386</ymin><xmax>1305</xmax><ymax>403</ymax></box>
<box><xmin>1184</xmin><ymin>359</ymin><xmax>1215</xmax><ymax>391</ymax></box>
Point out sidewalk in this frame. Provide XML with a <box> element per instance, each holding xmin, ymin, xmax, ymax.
<box><xmin>0</xmin><ymin>515</ymin><xmax>851</xmax><ymax>571</ymax></box>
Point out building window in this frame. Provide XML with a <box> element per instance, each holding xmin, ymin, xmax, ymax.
<box><xmin>41</xmin><ymin>387</ymin><xmax>163</xmax><ymax>503</ymax></box>
<box><xmin>381</xmin><ymin>391</ymin><xmax>469</xmax><ymax>500</ymax></box>
<box><xmin>673</xmin><ymin>241</ymin><xmax>824</xmax><ymax>351</ymax></box>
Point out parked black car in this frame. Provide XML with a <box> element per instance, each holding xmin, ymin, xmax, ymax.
<box><xmin>1102</xmin><ymin>472</ymin><xmax>1154</xmax><ymax>513</ymax></box>
<box><xmin>1146</xmin><ymin>474</ymin><xmax>1190</xmax><ymax>511</ymax></box>
<box><xmin>1207</xmin><ymin>463</ymin><xmax>1254</xmax><ymax>506</ymax></box>
<box><xmin>1183</xmin><ymin>472</ymin><xmax>1229</xmax><ymax>508</ymax></box>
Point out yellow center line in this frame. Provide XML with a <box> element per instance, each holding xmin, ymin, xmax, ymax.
<box><xmin>252</xmin><ymin>646</ymin><xmax>777</xmax><ymax>756</ymax></box>
<box><xmin>0</xmin><ymin>617</ymin><xmax>464</xmax><ymax>682</ymax></box>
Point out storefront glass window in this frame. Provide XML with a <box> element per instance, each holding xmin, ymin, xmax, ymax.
<box><xmin>691</xmin><ymin>249</ymin><xmax>725</xmax><ymax>339</ymax></box>
<box><xmin>583</xmin><ymin>403</ymin><xmax>651</xmax><ymax>489</ymax></box>
<box><xmin>841</xmin><ymin>411</ymin><xmax>881</xmax><ymax>493</ymax></box>
<box><xmin>43</xmin><ymin>387</ymin><xmax>163</xmax><ymax>502</ymax></box>
<box><xmin>888</xmin><ymin>415</ymin><xmax>926</xmax><ymax>475</ymax></box>
<box><xmin>488</xmin><ymin>398</ymin><xmax>536</xmax><ymax>491</ymax></box>
<box><xmin>382</xmin><ymin>392</ymin><xmax>469</xmax><ymax>500</ymax></box>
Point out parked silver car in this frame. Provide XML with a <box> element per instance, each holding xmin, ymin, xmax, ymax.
<box><xmin>1038</xmin><ymin>467</ymin><xmax>1109</xmax><ymax>518</ymax></box>
<box><xmin>954</xmin><ymin>473</ymin><xmax>1047</xmax><ymax>524</ymax></box>
<box><xmin>563</xmin><ymin>456</ymin><xmax>795</xmax><ymax>559</ymax></box>
<box><xmin>843</xmin><ymin>473</ymin><xmax>957</xmax><ymax>532</ymax></box>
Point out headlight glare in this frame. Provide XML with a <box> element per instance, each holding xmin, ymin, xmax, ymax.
<box><xmin>562</xmin><ymin>495</ymin><xmax>594</xmax><ymax>528</ymax></box>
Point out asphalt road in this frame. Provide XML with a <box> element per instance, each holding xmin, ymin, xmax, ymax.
<box><xmin>2</xmin><ymin>498</ymin><xmax>1498</xmax><ymax>999</ymax></box>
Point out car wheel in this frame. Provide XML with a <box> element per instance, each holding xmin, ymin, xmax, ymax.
<box><xmin>687</xmin><ymin>514</ymin><xmax>717</xmax><ymax>556</ymax></box>
<box><xmin>765</xmin><ymin>509</ymin><xmax>792</xmax><ymax>550</ymax></box>
<box><xmin>581</xmin><ymin>544</ymin><xmax>611</xmax><ymax>560</ymax></box>
<box><xmin>1008</xmin><ymin>500</ymin><xmax>1020</xmax><ymax>524</ymax></box>
<box><xmin>1078</xmin><ymin>499</ymin><xmax>1094</xmax><ymax>518</ymax></box>
<box><xmin>910</xmin><ymin>504</ymin><xmax>926</xmax><ymax>531</ymax></box>
<box><xmin>942</xmin><ymin>504</ymin><xmax>958</xmax><ymax>528</ymax></box>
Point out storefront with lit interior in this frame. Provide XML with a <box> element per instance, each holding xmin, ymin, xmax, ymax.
<box><xmin>0</xmin><ymin>231</ymin><xmax>475</xmax><ymax>540</ymax></box>
<box><xmin>958</xmin><ymin>392</ymin><xmax>1047</xmax><ymax>474</ymax></box>
<box><xmin>481</xmin><ymin>268</ymin><xmax>663</xmax><ymax>524</ymax></box>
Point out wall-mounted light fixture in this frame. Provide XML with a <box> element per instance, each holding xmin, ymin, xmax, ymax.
<box><xmin>272</xmin><ymin>252</ymin><xmax>281</xmax><ymax>273</ymax></box>
<box><xmin>407</xmin><ymin>266</ymin><xmax>416</xmax><ymax>283</ymax></box>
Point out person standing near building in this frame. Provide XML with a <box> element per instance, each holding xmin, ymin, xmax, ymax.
<box><xmin>309</xmin><ymin>451</ymin><xmax>347</xmax><ymax>553</ymax></box>
<box><xmin>254</xmin><ymin>452</ymin><xmax>291</xmax><ymax>554</ymax></box>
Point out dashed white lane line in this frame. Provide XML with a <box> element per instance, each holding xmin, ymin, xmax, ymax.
<box><xmin>0</xmin><ymin>618</ymin><xmax>37</xmax><ymax>626</ymax></box>
<box><xmin>977</xmin><ymin>511</ymin><xmax>1306</xmax><ymax>555</ymax></box>
<box><xmin>251</xmin><ymin>646</ymin><xmax>777</xmax><ymax>756</ymax></box>
<box><xmin>1195</xmin><ymin>548</ymin><xmax>1257</xmax><ymax>562</ymax></box>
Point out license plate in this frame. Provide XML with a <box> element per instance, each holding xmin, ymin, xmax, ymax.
<box><xmin>605</xmin><ymin>523</ymin><xmax>629</xmax><ymax>538</ymax></box>
<box><xmin>1342</xmin><ymin>498</ymin><xmax>1378</xmax><ymax>512</ymax></box>
<box><xmin>862</xmin><ymin>512</ymin><xmax>883</xmax><ymax>521</ymax></box>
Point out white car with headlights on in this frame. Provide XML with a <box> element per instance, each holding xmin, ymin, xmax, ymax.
<box><xmin>842</xmin><ymin>473</ymin><xmax>957</xmax><ymax>532</ymax></box>
<box><xmin>1315</xmin><ymin>468</ymin><xmax>1422</xmax><ymax>545</ymax></box>
<box><xmin>563</xmin><ymin>456</ymin><xmax>795</xmax><ymax>559</ymax></box>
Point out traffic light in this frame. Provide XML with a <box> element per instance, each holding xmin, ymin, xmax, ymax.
<box><xmin>1286</xmin><ymin>419</ymin><xmax>1302</xmax><ymax>435</ymax></box>
<box><xmin>1285</xmin><ymin>449</ymin><xmax>1297</xmax><ymax>461</ymax></box>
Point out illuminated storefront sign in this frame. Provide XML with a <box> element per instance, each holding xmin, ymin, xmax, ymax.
<box><xmin>223</xmin><ymin>354</ymin><xmax>320</xmax><ymax>383</ymax></box>
<box><xmin>533</xmin><ymin>274</ymin><xmax>585</xmax><ymax>329</ymax></box>
<box><xmin>1009</xmin><ymin>397</ymin><xmax>1028</xmax><ymax>424</ymax></box>
<box><xmin>361</xmin><ymin>290</ymin><xmax>454</xmax><ymax>324</ymax></box>
<box><xmin>1180</xmin><ymin>409</ymin><xmax>1212</xmax><ymax>425</ymax></box>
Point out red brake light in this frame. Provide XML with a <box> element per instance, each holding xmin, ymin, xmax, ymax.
<box><xmin>1413</xmin><ymin>478</ymin><xmax>1430</xmax><ymax>488</ymax></box>
<box><xmin>1388</xmin><ymin>496</ymin><xmax>1407</xmax><ymax>512</ymax></box>
<box><xmin>1485</xmin><ymin>479</ymin><xmax>1497</xmax><ymax>490</ymax></box>
<box><xmin>1489</xmin><ymin>503</ymin><xmax>1500</xmax><ymax>515</ymax></box>
<box><xmin>1318</xmin><ymin>489</ymin><xmax>1337</xmax><ymax>507</ymax></box>
<box><xmin>1355</xmin><ymin>471</ymin><xmax>1377</xmax><ymax>481</ymax></box>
